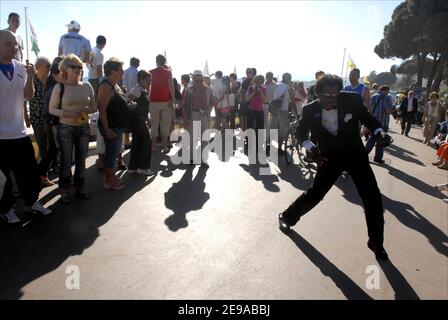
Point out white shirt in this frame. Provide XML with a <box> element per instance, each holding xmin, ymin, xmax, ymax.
<box><xmin>123</xmin><ymin>66</ymin><xmax>138</xmax><ymax>93</ymax></box>
<box><xmin>0</xmin><ymin>60</ymin><xmax>28</xmax><ymax>139</ymax></box>
<box><xmin>87</xmin><ymin>47</ymin><xmax>104</xmax><ymax>79</ymax></box>
<box><xmin>321</xmin><ymin>109</ymin><xmax>339</xmax><ymax>136</ymax></box>
<box><xmin>59</xmin><ymin>32</ymin><xmax>91</xmax><ymax>60</ymax></box>
<box><xmin>407</xmin><ymin>97</ymin><xmax>414</xmax><ymax>112</ymax></box>
<box><xmin>274</xmin><ymin>83</ymin><xmax>290</xmax><ymax>111</ymax></box>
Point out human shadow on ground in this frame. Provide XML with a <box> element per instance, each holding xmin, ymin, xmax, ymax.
<box><xmin>164</xmin><ymin>165</ymin><xmax>210</xmax><ymax>232</ymax></box>
<box><xmin>286</xmin><ymin>231</ymin><xmax>373</xmax><ymax>300</ymax></box>
<box><xmin>0</xmin><ymin>156</ymin><xmax>155</xmax><ymax>299</ymax></box>
<box><xmin>384</xmin><ymin>144</ymin><xmax>425</xmax><ymax>166</ymax></box>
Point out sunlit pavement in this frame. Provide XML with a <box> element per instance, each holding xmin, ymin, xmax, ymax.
<box><xmin>0</xmin><ymin>121</ymin><xmax>446</xmax><ymax>300</ymax></box>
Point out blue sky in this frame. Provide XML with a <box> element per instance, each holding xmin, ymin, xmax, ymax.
<box><xmin>1</xmin><ymin>0</ymin><xmax>404</xmax><ymax>81</ymax></box>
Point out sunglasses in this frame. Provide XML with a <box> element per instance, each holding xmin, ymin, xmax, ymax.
<box><xmin>320</xmin><ymin>93</ymin><xmax>339</xmax><ymax>99</ymax></box>
<box><xmin>68</xmin><ymin>65</ymin><xmax>83</xmax><ymax>70</ymax></box>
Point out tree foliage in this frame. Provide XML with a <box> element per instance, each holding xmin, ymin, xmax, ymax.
<box><xmin>375</xmin><ymin>0</ymin><xmax>448</xmax><ymax>90</ymax></box>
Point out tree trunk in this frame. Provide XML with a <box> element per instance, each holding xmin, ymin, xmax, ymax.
<box><xmin>431</xmin><ymin>50</ymin><xmax>448</xmax><ymax>92</ymax></box>
<box><xmin>416</xmin><ymin>52</ymin><xmax>428</xmax><ymax>87</ymax></box>
<box><xmin>426</xmin><ymin>53</ymin><xmax>441</xmax><ymax>93</ymax></box>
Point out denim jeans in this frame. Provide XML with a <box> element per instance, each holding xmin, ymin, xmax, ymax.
<box><xmin>57</xmin><ymin>123</ymin><xmax>90</xmax><ymax>190</ymax></box>
<box><xmin>365</xmin><ymin>134</ymin><xmax>383</xmax><ymax>161</ymax></box>
<box><xmin>101</xmin><ymin>128</ymin><xmax>125</xmax><ymax>169</ymax></box>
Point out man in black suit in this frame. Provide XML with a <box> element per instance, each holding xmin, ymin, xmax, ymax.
<box><xmin>399</xmin><ymin>91</ymin><xmax>418</xmax><ymax>136</ymax></box>
<box><xmin>278</xmin><ymin>75</ymin><xmax>392</xmax><ymax>260</ymax></box>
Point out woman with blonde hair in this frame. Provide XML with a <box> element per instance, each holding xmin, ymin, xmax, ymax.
<box><xmin>423</xmin><ymin>92</ymin><xmax>442</xmax><ymax>145</ymax></box>
<box><xmin>49</xmin><ymin>54</ymin><xmax>96</xmax><ymax>204</ymax></box>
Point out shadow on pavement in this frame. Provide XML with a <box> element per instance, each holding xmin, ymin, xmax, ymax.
<box><xmin>286</xmin><ymin>231</ymin><xmax>373</xmax><ymax>300</ymax></box>
<box><xmin>335</xmin><ymin>175</ymin><xmax>448</xmax><ymax>257</ymax></box>
<box><xmin>385</xmin><ymin>144</ymin><xmax>425</xmax><ymax>166</ymax></box>
<box><xmin>239</xmin><ymin>163</ymin><xmax>280</xmax><ymax>193</ymax></box>
<box><xmin>164</xmin><ymin>165</ymin><xmax>209</xmax><ymax>232</ymax></box>
<box><xmin>0</xmin><ymin>159</ymin><xmax>154</xmax><ymax>299</ymax></box>
<box><xmin>377</xmin><ymin>259</ymin><xmax>420</xmax><ymax>300</ymax></box>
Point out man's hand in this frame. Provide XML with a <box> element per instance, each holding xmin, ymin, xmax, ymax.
<box><xmin>25</xmin><ymin>61</ymin><xmax>37</xmax><ymax>78</ymax></box>
<box><xmin>310</xmin><ymin>146</ymin><xmax>328</xmax><ymax>167</ymax></box>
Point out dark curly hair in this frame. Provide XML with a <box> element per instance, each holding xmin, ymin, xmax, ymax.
<box><xmin>314</xmin><ymin>74</ymin><xmax>343</xmax><ymax>96</ymax></box>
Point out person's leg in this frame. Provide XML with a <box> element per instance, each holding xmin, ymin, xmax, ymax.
<box><xmin>150</xmin><ymin>103</ymin><xmax>161</xmax><ymax>151</ymax></box>
<box><xmin>405</xmin><ymin>113</ymin><xmax>413</xmax><ymax>135</ymax></box>
<box><xmin>0</xmin><ymin>140</ymin><xmax>16</xmax><ymax>217</ymax></box>
<box><xmin>38</xmin><ymin>124</ymin><xmax>58</xmax><ymax>180</ymax></box>
<box><xmin>200</xmin><ymin>113</ymin><xmax>210</xmax><ymax>163</ymax></box>
<box><xmin>365</xmin><ymin>134</ymin><xmax>376</xmax><ymax>155</ymax></box>
<box><xmin>11</xmin><ymin>137</ymin><xmax>43</xmax><ymax>208</ymax></box>
<box><xmin>160</xmin><ymin>103</ymin><xmax>172</xmax><ymax>151</ymax></box>
<box><xmin>57</xmin><ymin>124</ymin><xmax>75</xmax><ymax>192</ymax></box>
<box><xmin>128</xmin><ymin>121</ymin><xmax>139</xmax><ymax>171</ymax></box>
<box><xmin>401</xmin><ymin>114</ymin><xmax>407</xmax><ymax>134</ymax></box>
<box><xmin>32</xmin><ymin>124</ymin><xmax>47</xmax><ymax>161</ymax></box>
<box><xmin>139</xmin><ymin>120</ymin><xmax>152</xmax><ymax>170</ymax></box>
<box><xmin>73</xmin><ymin>124</ymin><xmax>90</xmax><ymax>193</ymax></box>
<box><xmin>346</xmin><ymin>156</ymin><xmax>385</xmax><ymax>247</ymax></box>
<box><xmin>281</xmin><ymin>158</ymin><xmax>343</xmax><ymax>226</ymax></box>
<box><xmin>103</xmin><ymin>129</ymin><xmax>124</xmax><ymax>188</ymax></box>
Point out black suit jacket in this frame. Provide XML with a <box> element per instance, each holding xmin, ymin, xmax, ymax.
<box><xmin>297</xmin><ymin>92</ymin><xmax>383</xmax><ymax>157</ymax></box>
<box><xmin>399</xmin><ymin>97</ymin><xmax>418</xmax><ymax>114</ymax></box>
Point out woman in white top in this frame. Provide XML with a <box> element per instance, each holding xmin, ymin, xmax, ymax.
<box><xmin>423</xmin><ymin>92</ymin><xmax>442</xmax><ymax>145</ymax></box>
<box><xmin>49</xmin><ymin>54</ymin><xmax>96</xmax><ymax>204</ymax></box>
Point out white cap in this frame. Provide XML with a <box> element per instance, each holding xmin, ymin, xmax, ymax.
<box><xmin>66</xmin><ymin>20</ymin><xmax>81</xmax><ymax>30</ymax></box>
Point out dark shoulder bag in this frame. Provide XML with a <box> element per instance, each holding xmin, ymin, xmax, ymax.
<box><xmin>49</xmin><ymin>83</ymin><xmax>65</xmax><ymax>126</ymax></box>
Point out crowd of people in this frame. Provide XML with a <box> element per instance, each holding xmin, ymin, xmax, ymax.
<box><xmin>1</xmin><ymin>13</ymin><xmax>447</xmax><ymax>233</ymax></box>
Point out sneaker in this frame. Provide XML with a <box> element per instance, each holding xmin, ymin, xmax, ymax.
<box><xmin>137</xmin><ymin>169</ymin><xmax>155</xmax><ymax>176</ymax></box>
<box><xmin>1</xmin><ymin>208</ymin><xmax>21</xmax><ymax>224</ymax></box>
<box><xmin>435</xmin><ymin>183</ymin><xmax>448</xmax><ymax>191</ymax></box>
<box><xmin>28</xmin><ymin>201</ymin><xmax>52</xmax><ymax>216</ymax></box>
<box><xmin>443</xmin><ymin>198</ymin><xmax>448</xmax><ymax>204</ymax></box>
<box><xmin>127</xmin><ymin>169</ymin><xmax>138</xmax><ymax>174</ymax></box>
<box><xmin>374</xmin><ymin>159</ymin><xmax>385</xmax><ymax>164</ymax></box>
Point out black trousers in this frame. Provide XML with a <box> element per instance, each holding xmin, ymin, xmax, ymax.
<box><xmin>128</xmin><ymin>119</ymin><xmax>152</xmax><ymax>170</ymax></box>
<box><xmin>282</xmin><ymin>153</ymin><xmax>384</xmax><ymax>245</ymax></box>
<box><xmin>401</xmin><ymin>113</ymin><xmax>414</xmax><ymax>135</ymax></box>
<box><xmin>37</xmin><ymin>124</ymin><xmax>58</xmax><ymax>177</ymax></box>
<box><xmin>0</xmin><ymin>137</ymin><xmax>42</xmax><ymax>214</ymax></box>
<box><xmin>247</xmin><ymin>109</ymin><xmax>265</xmax><ymax>149</ymax></box>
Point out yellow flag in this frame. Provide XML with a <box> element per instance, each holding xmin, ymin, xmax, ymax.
<box><xmin>347</xmin><ymin>57</ymin><xmax>357</xmax><ymax>70</ymax></box>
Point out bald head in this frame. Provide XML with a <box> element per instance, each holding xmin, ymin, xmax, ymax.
<box><xmin>0</xmin><ymin>30</ymin><xmax>18</xmax><ymax>62</ymax></box>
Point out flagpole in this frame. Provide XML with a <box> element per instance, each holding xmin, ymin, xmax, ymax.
<box><xmin>344</xmin><ymin>61</ymin><xmax>349</xmax><ymax>87</ymax></box>
<box><xmin>340</xmin><ymin>48</ymin><xmax>346</xmax><ymax>79</ymax></box>
<box><xmin>24</xmin><ymin>7</ymin><xmax>30</xmax><ymax>62</ymax></box>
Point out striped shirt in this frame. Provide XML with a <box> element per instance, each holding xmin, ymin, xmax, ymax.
<box><xmin>370</xmin><ymin>93</ymin><xmax>394</xmax><ymax>128</ymax></box>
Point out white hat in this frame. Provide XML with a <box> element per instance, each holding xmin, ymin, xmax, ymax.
<box><xmin>192</xmin><ymin>70</ymin><xmax>203</xmax><ymax>76</ymax></box>
<box><xmin>66</xmin><ymin>20</ymin><xmax>81</xmax><ymax>30</ymax></box>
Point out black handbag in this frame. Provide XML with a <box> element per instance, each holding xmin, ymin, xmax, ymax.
<box><xmin>49</xmin><ymin>83</ymin><xmax>64</xmax><ymax>126</ymax></box>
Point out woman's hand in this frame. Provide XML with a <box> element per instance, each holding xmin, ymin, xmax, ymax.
<box><xmin>105</xmin><ymin>128</ymin><xmax>117</xmax><ymax>139</ymax></box>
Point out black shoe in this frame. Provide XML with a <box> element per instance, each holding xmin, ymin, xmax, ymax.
<box><xmin>278</xmin><ymin>213</ymin><xmax>291</xmax><ymax>234</ymax></box>
<box><xmin>405</xmin><ymin>134</ymin><xmax>409</xmax><ymax>137</ymax></box>
<box><xmin>367</xmin><ymin>241</ymin><xmax>389</xmax><ymax>261</ymax></box>
<box><xmin>117</xmin><ymin>164</ymin><xmax>127</xmax><ymax>171</ymax></box>
<box><xmin>374</xmin><ymin>159</ymin><xmax>385</xmax><ymax>164</ymax></box>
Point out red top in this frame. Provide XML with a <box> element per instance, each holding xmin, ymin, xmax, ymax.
<box><xmin>149</xmin><ymin>67</ymin><xmax>172</xmax><ymax>102</ymax></box>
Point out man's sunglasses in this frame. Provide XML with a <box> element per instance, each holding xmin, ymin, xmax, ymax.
<box><xmin>320</xmin><ymin>93</ymin><xmax>339</xmax><ymax>99</ymax></box>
